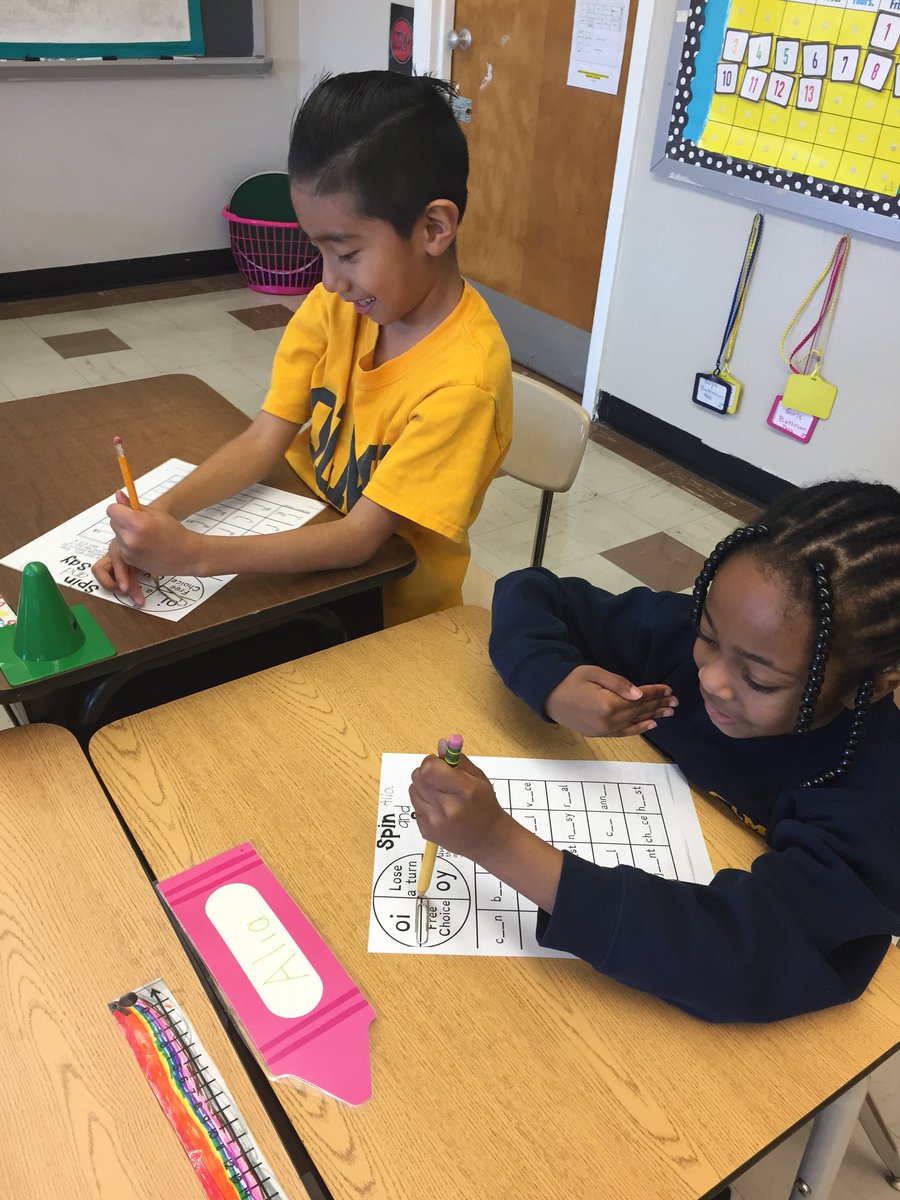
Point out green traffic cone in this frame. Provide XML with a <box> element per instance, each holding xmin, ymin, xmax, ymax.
<box><xmin>0</xmin><ymin>561</ymin><xmax>116</xmax><ymax>685</ymax></box>
<box><xmin>14</xmin><ymin>561</ymin><xmax>84</xmax><ymax>661</ymax></box>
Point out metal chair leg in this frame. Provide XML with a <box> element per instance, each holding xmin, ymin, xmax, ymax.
<box><xmin>859</xmin><ymin>1091</ymin><xmax>900</xmax><ymax>1189</ymax></box>
<box><xmin>790</xmin><ymin>1078</ymin><xmax>868</xmax><ymax>1198</ymax></box>
<box><xmin>531</xmin><ymin>491</ymin><xmax>554</xmax><ymax>568</ymax></box>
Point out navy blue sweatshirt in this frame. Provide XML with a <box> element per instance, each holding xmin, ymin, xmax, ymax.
<box><xmin>489</xmin><ymin>568</ymin><xmax>900</xmax><ymax>1023</ymax></box>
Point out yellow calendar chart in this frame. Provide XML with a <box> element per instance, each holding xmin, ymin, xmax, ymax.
<box><xmin>700</xmin><ymin>0</ymin><xmax>900</xmax><ymax>194</ymax></box>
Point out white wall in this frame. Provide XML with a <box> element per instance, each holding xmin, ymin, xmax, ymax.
<box><xmin>598</xmin><ymin>0</ymin><xmax>900</xmax><ymax>489</ymax></box>
<box><xmin>0</xmin><ymin>2</ymin><xmax>301</xmax><ymax>272</ymax></box>
<box><xmin>297</xmin><ymin>0</ymin><xmax>393</xmax><ymax>97</ymax></box>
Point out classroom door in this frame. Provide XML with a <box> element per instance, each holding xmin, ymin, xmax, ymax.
<box><xmin>449</xmin><ymin>0</ymin><xmax>637</xmax><ymax>332</ymax></box>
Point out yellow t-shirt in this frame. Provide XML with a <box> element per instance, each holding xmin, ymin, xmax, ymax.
<box><xmin>262</xmin><ymin>282</ymin><xmax>513</xmax><ymax>625</ymax></box>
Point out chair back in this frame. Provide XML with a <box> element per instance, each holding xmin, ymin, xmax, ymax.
<box><xmin>503</xmin><ymin>373</ymin><xmax>591</xmax><ymax>494</ymax></box>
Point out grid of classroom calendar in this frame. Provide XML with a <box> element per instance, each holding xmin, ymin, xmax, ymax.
<box><xmin>702</xmin><ymin>0</ymin><xmax>900</xmax><ymax>194</ymax></box>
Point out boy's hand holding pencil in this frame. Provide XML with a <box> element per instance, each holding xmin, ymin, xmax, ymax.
<box><xmin>92</xmin><ymin>436</ymin><xmax>146</xmax><ymax>605</ymax></box>
<box><xmin>92</xmin><ymin>435</ymin><xmax>201</xmax><ymax>604</ymax></box>
<box><xmin>105</xmin><ymin>492</ymin><xmax>200</xmax><ymax>577</ymax></box>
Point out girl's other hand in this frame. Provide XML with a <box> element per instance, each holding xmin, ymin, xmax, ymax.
<box><xmin>545</xmin><ymin>664</ymin><xmax>677</xmax><ymax>737</ymax></box>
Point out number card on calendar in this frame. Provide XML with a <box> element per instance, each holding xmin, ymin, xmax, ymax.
<box><xmin>777</xmin><ymin>39</ymin><xmax>799</xmax><ymax>73</ymax></box>
<box><xmin>368</xmin><ymin>756</ymin><xmax>713</xmax><ymax>958</ymax></box>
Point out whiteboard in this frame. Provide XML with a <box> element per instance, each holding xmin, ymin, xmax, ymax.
<box><xmin>0</xmin><ymin>0</ymin><xmax>203</xmax><ymax>56</ymax></box>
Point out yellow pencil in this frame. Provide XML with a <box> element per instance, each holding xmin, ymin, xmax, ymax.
<box><xmin>112</xmin><ymin>435</ymin><xmax>163</xmax><ymax>594</ymax></box>
<box><xmin>415</xmin><ymin>733</ymin><xmax>463</xmax><ymax>946</ymax></box>
<box><xmin>113</xmin><ymin>435</ymin><xmax>141</xmax><ymax>510</ymax></box>
<box><xmin>417</xmin><ymin>842</ymin><xmax>438</xmax><ymax>900</ymax></box>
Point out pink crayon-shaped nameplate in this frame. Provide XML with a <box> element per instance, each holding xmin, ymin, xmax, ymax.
<box><xmin>159</xmin><ymin>843</ymin><xmax>375</xmax><ymax>1105</ymax></box>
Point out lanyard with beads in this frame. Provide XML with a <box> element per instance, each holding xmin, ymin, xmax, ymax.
<box><xmin>692</xmin><ymin>213</ymin><xmax>764</xmax><ymax>415</ymax></box>
<box><xmin>778</xmin><ymin>236</ymin><xmax>850</xmax><ymax>420</ymax></box>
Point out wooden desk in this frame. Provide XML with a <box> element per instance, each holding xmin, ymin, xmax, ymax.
<box><xmin>0</xmin><ymin>374</ymin><xmax>415</xmax><ymax>731</ymax></box>
<box><xmin>0</xmin><ymin>722</ymin><xmax>310</xmax><ymax>1199</ymax></box>
<box><xmin>90</xmin><ymin>607</ymin><xmax>900</xmax><ymax>1200</ymax></box>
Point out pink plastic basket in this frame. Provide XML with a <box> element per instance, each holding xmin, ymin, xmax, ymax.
<box><xmin>223</xmin><ymin>207</ymin><xmax>322</xmax><ymax>296</ymax></box>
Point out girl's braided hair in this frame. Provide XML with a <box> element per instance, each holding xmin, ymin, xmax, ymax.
<box><xmin>690</xmin><ymin>481</ymin><xmax>900</xmax><ymax>787</ymax></box>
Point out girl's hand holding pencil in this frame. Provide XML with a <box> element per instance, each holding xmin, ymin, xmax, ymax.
<box><xmin>410</xmin><ymin>741</ymin><xmax>507</xmax><ymax>859</ymax></box>
<box><xmin>409</xmin><ymin>740</ymin><xmax>565</xmax><ymax>915</ymax></box>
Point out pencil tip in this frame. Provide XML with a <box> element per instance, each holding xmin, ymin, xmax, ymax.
<box><xmin>113</xmin><ymin>435</ymin><xmax>122</xmax><ymax>444</ymax></box>
<box><xmin>415</xmin><ymin>896</ymin><xmax>429</xmax><ymax>946</ymax></box>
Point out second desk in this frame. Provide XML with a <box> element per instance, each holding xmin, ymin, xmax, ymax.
<box><xmin>90</xmin><ymin>606</ymin><xmax>900</xmax><ymax>1200</ymax></box>
<box><xmin>0</xmin><ymin>373</ymin><xmax>415</xmax><ymax>738</ymax></box>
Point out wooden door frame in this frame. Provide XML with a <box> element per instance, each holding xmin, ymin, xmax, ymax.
<box><xmin>412</xmin><ymin>0</ymin><xmax>656</xmax><ymax>415</ymax></box>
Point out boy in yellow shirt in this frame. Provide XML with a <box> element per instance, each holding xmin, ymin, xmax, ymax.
<box><xmin>94</xmin><ymin>71</ymin><xmax>513</xmax><ymax>625</ymax></box>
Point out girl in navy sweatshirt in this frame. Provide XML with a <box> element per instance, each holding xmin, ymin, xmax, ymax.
<box><xmin>409</xmin><ymin>480</ymin><xmax>900</xmax><ymax>1023</ymax></box>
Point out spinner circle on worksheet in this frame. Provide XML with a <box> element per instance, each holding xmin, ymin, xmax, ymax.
<box><xmin>372</xmin><ymin>854</ymin><xmax>471</xmax><ymax>948</ymax></box>
<box><xmin>115</xmin><ymin>574</ymin><xmax>205</xmax><ymax>612</ymax></box>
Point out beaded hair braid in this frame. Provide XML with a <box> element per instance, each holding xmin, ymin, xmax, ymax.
<box><xmin>794</xmin><ymin>560</ymin><xmax>832</xmax><ymax>736</ymax></box>
<box><xmin>690</xmin><ymin>523</ymin><xmax>769</xmax><ymax>629</ymax></box>
<box><xmin>690</xmin><ymin>481</ymin><xmax>900</xmax><ymax>788</ymax></box>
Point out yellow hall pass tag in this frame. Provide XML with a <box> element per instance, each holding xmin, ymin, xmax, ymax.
<box><xmin>718</xmin><ymin>367</ymin><xmax>743</xmax><ymax>414</ymax></box>
<box><xmin>782</xmin><ymin>370</ymin><xmax>837</xmax><ymax>419</ymax></box>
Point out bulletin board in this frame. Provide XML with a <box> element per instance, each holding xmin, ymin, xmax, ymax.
<box><xmin>651</xmin><ymin>0</ymin><xmax>900</xmax><ymax>242</ymax></box>
<box><xmin>0</xmin><ymin>0</ymin><xmax>204</xmax><ymax>59</ymax></box>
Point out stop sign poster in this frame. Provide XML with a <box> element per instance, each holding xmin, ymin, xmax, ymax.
<box><xmin>389</xmin><ymin>4</ymin><xmax>414</xmax><ymax>74</ymax></box>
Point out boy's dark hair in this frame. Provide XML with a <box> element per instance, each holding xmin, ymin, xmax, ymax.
<box><xmin>690</xmin><ymin>480</ymin><xmax>900</xmax><ymax>787</ymax></box>
<box><xmin>288</xmin><ymin>71</ymin><xmax>468</xmax><ymax>238</ymax></box>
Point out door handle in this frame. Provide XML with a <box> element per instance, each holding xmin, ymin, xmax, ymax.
<box><xmin>447</xmin><ymin>27</ymin><xmax>473</xmax><ymax>51</ymax></box>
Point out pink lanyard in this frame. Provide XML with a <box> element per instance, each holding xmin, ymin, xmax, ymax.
<box><xmin>784</xmin><ymin>236</ymin><xmax>850</xmax><ymax>375</ymax></box>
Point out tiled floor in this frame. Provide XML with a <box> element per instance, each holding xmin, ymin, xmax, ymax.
<box><xmin>468</xmin><ymin>439</ymin><xmax>748</xmax><ymax>598</ymax></box>
<box><xmin>1</xmin><ymin>278</ymin><xmax>899</xmax><ymax>1199</ymax></box>
<box><xmin>0</xmin><ymin>274</ymin><xmax>297</xmax><ymax>417</ymax></box>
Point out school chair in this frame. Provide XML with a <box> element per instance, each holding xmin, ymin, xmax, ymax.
<box><xmin>789</xmin><ymin>1070</ymin><xmax>900</xmax><ymax>1197</ymax></box>
<box><xmin>502</xmin><ymin>372</ymin><xmax>592</xmax><ymax>568</ymax></box>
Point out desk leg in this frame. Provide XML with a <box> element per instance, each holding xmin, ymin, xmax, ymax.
<box><xmin>326</xmin><ymin>587</ymin><xmax>384</xmax><ymax>638</ymax></box>
<box><xmin>791</xmin><ymin>1078</ymin><xmax>868</xmax><ymax>1198</ymax></box>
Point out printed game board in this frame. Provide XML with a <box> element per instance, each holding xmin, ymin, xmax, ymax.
<box><xmin>368</xmin><ymin>755</ymin><xmax>713</xmax><ymax>957</ymax></box>
<box><xmin>1</xmin><ymin>459</ymin><xmax>323</xmax><ymax>622</ymax></box>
